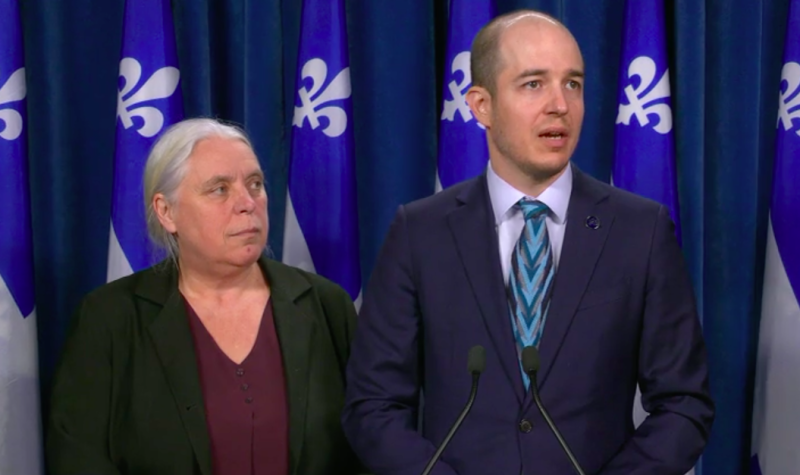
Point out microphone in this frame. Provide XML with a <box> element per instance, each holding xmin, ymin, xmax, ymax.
<box><xmin>522</xmin><ymin>346</ymin><xmax>586</xmax><ymax>475</ymax></box>
<box><xmin>421</xmin><ymin>345</ymin><xmax>486</xmax><ymax>475</ymax></box>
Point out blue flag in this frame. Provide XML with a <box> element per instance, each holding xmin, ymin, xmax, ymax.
<box><xmin>0</xmin><ymin>0</ymin><xmax>43</xmax><ymax>472</ymax></box>
<box><xmin>436</xmin><ymin>0</ymin><xmax>495</xmax><ymax>190</ymax></box>
<box><xmin>107</xmin><ymin>0</ymin><xmax>183</xmax><ymax>281</ymax></box>
<box><xmin>614</xmin><ymin>2</ymin><xmax>690</xmax><ymax>473</ymax></box>
<box><xmin>283</xmin><ymin>0</ymin><xmax>361</xmax><ymax>301</ymax></box>
<box><xmin>751</xmin><ymin>1</ymin><xmax>800</xmax><ymax>473</ymax></box>
<box><xmin>613</xmin><ymin>0</ymin><xmax>681</xmax><ymax>242</ymax></box>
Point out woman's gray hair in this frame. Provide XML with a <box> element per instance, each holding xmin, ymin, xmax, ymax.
<box><xmin>143</xmin><ymin>117</ymin><xmax>253</xmax><ymax>263</ymax></box>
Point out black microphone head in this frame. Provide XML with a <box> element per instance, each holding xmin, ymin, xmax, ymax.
<box><xmin>522</xmin><ymin>346</ymin><xmax>540</xmax><ymax>375</ymax></box>
<box><xmin>467</xmin><ymin>345</ymin><xmax>486</xmax><ymax>375</ymax></box>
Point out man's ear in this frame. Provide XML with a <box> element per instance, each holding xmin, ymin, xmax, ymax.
<box><xmin>153</xmin><ymin>193</ymin><xmax>177</xmax><ymax>234</ymax></box>
<box><xmin>466</xmin><ymin>85</ymin><xmax>492</xmax><ymax>129</ymax></box>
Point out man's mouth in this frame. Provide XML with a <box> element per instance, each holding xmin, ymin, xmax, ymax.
<box><xmin>539</xmin><ymin>130</ymin><xmax>568</xmax><ymax>139</ymax></box>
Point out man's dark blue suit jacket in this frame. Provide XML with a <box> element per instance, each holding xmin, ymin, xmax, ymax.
<box><xmin>343</xmin><ymin>165</ymin><xmax>714</xmax><ymax>475</ymax></box>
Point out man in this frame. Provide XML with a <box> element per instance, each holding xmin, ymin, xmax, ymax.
<box><xmin>342</xmin><ymin>10</ymin><xmax>714</xmax><ymax>475</ymax></box>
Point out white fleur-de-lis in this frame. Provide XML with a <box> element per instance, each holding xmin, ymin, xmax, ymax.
<box><xmin>117</xmin><ymin>58</ymin><xmax>180</xmax><ymax>138</ymax></box>
<box><xmin>441</xmin><ymin>52</ymin><xmax>477</xmax><ymax>124</ymax></box>
<box><xmin>0</xmin><ymin>68</ymin><xmax>26</xmax><ymax>141</ymax></box>
<box><xmin>616</xmin><ymin>56</ymin><xmax>672</xmax><ymax>134</ymax></box>
<box><xmin>777</xmin><ymin>62</ymin><xmax>800</xmax><ymax>136</ymax></box>
<box><xmin>292</xmin><ymin>58</ymin><xmax>351</xmax><ymax>138</ymax></box>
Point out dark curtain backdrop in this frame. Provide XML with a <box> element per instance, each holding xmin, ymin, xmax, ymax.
<box><xmin>18</xmin><ymin>0</ymin><xmax>789</xmax><ymax>474</ymax></box>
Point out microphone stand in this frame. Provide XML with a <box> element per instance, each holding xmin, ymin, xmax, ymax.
<box><xmin>527</xmin><ymin>368</ymin><xmax>586</xmax><ymax>475</ymax></box>
<box><xmin>420</xmin><ymin>372</ymin><xmax>480</xmax><ymax>475</ymax></box>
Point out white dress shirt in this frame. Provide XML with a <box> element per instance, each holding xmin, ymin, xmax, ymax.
<box><xmin>486</xmin><ymin>163</ymin><xmax>573</xmax><ymax>285</ymax></box>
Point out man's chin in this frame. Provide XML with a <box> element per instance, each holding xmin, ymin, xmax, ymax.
<box><xmin>518</xmin><ymin>159</ymin><xmax>570</xmax><ymax>183</ymax></box>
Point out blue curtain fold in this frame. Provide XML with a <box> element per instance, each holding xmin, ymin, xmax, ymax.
<box><xmin>16</xmin><ymin>0</ymin><xmax>793</xmax><ymax>473</ymax></box>
<box><xmin>698</xmin><ymin>2</ymin><xmax>788</xmax><ymax>473</ymax></box>
<box><xmin>22</xmin><ymin>0</ymin><xmax>124</xmax><ymax>393</ymax></box>
<box><xmin>347</xmin><ymin>0</ymin><xmax>439</xmax><ymax>280</ymax></box>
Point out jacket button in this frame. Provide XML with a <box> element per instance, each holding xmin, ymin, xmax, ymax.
<box><xmin>519</xmin><ymin>419</ymin><xmax>533</xmax><ymax>433</ymax></box>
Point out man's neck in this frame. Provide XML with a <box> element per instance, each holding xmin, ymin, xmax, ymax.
<box><xmin>489</xmin><ymin>158</ymin><xmax>569</xmax><ymax>198</ymax></box>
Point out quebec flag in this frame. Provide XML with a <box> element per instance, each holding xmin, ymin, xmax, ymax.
<box><xmin>613</xmin><ymin>0</ymin><xmax>681</xmax><ymax>240</ymax></box>
<box><xmin>436</xmin><ymin>0</ymin><xmax>494</xmax><ymax>191</ymax></box>
<box><xmin>107</xmin><ymin>0</ymin><xmax>183</xmax><ymax>281</ymax></box>
<box><xmin>283</xmin><ymin>0</ymin><xmax>361</xmax><ymax>303</ymax></box>
<box><xmin>751</xmin><ymin>1</ymin><xmax>800</xmax><ymax>473</ymax></box>
<box><xmin>613</xmin><ymin>2</ymin><xmax>691</xmax><ymax>473</ymax></box>
<box><xmin>0</xmin><ymin>0</ymin><xmax>43</xmax><ymax>473</ymax></box>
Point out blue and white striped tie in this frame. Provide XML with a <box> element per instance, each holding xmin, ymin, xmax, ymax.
<box><xmin>508</xmin><ymin>199</ymin><xmax>555</xmax><ymax>390</ymax></box>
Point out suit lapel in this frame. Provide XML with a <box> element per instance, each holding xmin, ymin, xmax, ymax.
<box><xmin>448</xmin><ymin>176</ymin><xmax>525</xmax><ymax>402</ymax></box>
<box><xmin>263</xmin><ymin>259</ymin><xmax>314</xmax><ymax>475</ymax></box>
<box><xmin>139</xmin><ymin>265</ymin><xmax>213</xmax><ymax>475</ymax></box>
<box><xmin>536</xmin><ymin>165</ymin><xmax>614</xmax><ymax>388</ymax></box>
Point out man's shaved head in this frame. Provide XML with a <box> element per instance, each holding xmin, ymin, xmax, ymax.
<box><xmin>470</xmin><ymin>10</ymin><xmax>578</xmax><ymax>95</ymax></box>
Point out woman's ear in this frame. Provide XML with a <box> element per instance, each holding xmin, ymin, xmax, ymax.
<box><xmin>153</xmin><ymin>193</ymin><xmax>177</xmax><ymax>234</ymax></box>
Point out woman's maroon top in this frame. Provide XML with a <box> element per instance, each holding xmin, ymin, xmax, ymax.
<box><xmin>186</xmin><ymin>298</ymin><xmax>289</xmax><ymax>475</ymax></box>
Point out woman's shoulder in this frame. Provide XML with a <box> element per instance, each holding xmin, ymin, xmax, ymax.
<box><xmin>263</xmin><ymin>258</ymin><xmax>350</xmax><ymax>300</ymax></box>
<box><xmin>74</xmin><ymin>261</ymin><xmax>177</xmax><ymax>325</ymax></box>
<box><xmin>87</xmin><ymin>261</ymin><xmax>173</xmax><ymax>299</ymax></box>
<box><xmin>263</xmin><ymin>258</ymin><xmax>357</xmax><ymax>366</ymax></box>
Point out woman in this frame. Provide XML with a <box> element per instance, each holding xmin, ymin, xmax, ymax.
<box><xmin>46</xmin><ymin>118</ymin><xmax>364</xmax><ymax>475</ymax></box>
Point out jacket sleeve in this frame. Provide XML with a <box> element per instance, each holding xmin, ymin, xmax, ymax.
<box><xmin>46</xmin><ymin>294</ymin><xmax>123</xmax><ymax>475</ymax></box>
<box><xmin>319</xmin><ymin>280</ymin><xmax>358</xmax><ymax>381</ymax></box>
<box><xmin>599</xmin><ymin>205</ymin><xmax>715</xmax><ymax>475</ymax></box>
<box><xmin>342</xmin><ymin>206</ymin><xmax>459</xmax><ymax>475</ymax></box>
<box><xmin>317</xmin><ymin>278</ymin><xmax>374</xmax><ymax>475</ymax></box>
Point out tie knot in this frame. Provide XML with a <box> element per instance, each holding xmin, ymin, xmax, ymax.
<box><xmin>518</xmin><ymin>199</ymin><xmax>549</xmax><ymax>221</ymax></box>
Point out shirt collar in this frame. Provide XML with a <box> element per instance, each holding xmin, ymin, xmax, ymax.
<box><xmin>486</xmin><ymin>162</ymin><xmax>572</xmax><ymax>225</ymax></box>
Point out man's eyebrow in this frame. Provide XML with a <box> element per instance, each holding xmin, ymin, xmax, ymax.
<box><xmin>514</xmin><ymin>68</ymin><xmax>585</xmax><ymax>81</ymax></box>
<box><xmin>515</xmin><ymin>69</ymin><xmax>548</xmax><ymax>81</ymax></box>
